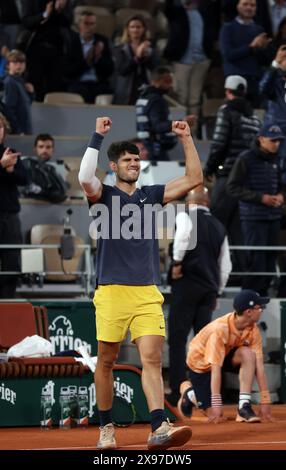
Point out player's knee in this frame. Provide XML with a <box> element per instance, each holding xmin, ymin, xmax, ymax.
<box><xmin>140</xmin><ymin>350</ymin><xmax>162</xmax><ymax>368</ymax></box>
<box><xmin>98</xmin><ymin>354</ymin><xmax>118</xmax><ymax>371</ymax></box>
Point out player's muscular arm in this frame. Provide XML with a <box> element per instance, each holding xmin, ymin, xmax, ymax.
<box><xmin>78</xmin><ymin>117</ymin><xmax>112</xmax><ymax>202</ymax></box>
<box><xmin>163</xmin><ymin>121</ymin><xmax>203</xmax><ymax>203</ymax></box>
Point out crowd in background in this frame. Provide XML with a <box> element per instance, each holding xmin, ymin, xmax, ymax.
<box><xmin>1</xmin><ymin>0</ymin><xmax>286</xmax><ymax>300</ymax></box>
<box><xmin>0</xmin><ymin>1</ymin><xmax>285</xmax><ymax>126</ymax></box>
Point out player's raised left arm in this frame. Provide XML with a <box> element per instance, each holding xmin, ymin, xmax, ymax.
<box><xmin>163</xmin><ymin>121</ymin><xmax>203</xmax><ymax>204</ymax></box>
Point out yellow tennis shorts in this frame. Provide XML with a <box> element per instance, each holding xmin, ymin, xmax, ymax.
<box><xmin>93</xmin><ymin>284</ymin><xmax>165</xmax><ymax>342</ymax></box>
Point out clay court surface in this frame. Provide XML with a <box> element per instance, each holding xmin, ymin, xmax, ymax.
<box><xmin>1</xmin><ymin>405</ymin><xmax>286</xmax><ymax>451</ymax></box>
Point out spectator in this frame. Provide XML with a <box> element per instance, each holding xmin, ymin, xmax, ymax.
<box><xmin>219</xmin><ymin>0</ymin><xmax>270</xmax><ymax>107</ymax></box>
<box><xmin>166</xmin><ymin>186</ymin><xmax>232</xmax><ymax>406</ymax></box>
<box><xmin>264</xmin><ymin>17</ymin><xmax>286</xmax><ymax>63</ymax></box>
<box><xmin>204</xmin><ymin>75</ymin><xmax>260</xmax><ymax>274</ymax></box>
<box><xmin>222</xmin><ymin>0</ymin><xmax>273</xmax><ymax>36</ymax></box>
<box><xmin>33</xmin><ymin>133</ymin><xmax>55</xmax><ymax>162</ymax></box>
<box><xmin>164</xmin><ymin>0</ymin><xmax>211</xmax><ymax>121</ymax></box>
<box><xmin>177</xmin><ymin>289</ymin><xmax>273</xmax><ymax>423</ymax></box>
<box><xmin>67</xmin><ymin>11</ymin><xmax>114</xmax><ymax>103</ymax></box>
<box><xmin>260</xmin><ymin>44</ymin><xmax>286</xmax><ymax>182</ymax></box>
<box><xmin>112</xmin><ymin>15</ymin><xmax>159</xmax><ymax>105</ymax></box>
<box><xmin>130</xmin><ymin>137</ymin><xmax>149</xmax><ymax>161</ymax></box>
<box><xmin>21</xmin><ymin>133</ymin><xmax>67</xmax><ymax>203</ymax></box>
<box><xmin>18</xmin><ymin>0</ymin><xmax>74</xmax><ymax>101</ymax></box>
<box><xmin>0</xmin><ymin>0</ymin><xmax>21</xmax><ymax>49</ymax></box>
<box><xmin>268</xmin><ymin>0</ymin><xmax>286</xmax><ymax>36</ymax></box>
<box><xmin>136</xmin><ymin>66</ymin><xmax>195</xmax><ymax>161</ymax></box>
<box><xmin>197</xmin><ymin>1</ymin><xmax>222</xmax><ymax>47</ymax></box>
<box><xmin>227</xmin><ymin>123</ymin><xmax>284</xmax><ymax>295</ymax></box>
<box><xmin>3</xmin><ymin>49</ymin><xmax>34</xmax><ymax>134</ymax></box>
<box><xmin>0</xmin><ymin>112</ymin><xmax>28</xmax><ymax>298</ymax></box>
<box><xmin>0</xmin><ymin>45</ymin><xmax>9</xmax><ymax>77</ymax></box>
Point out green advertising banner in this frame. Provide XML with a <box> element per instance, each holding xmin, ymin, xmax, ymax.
<box><xmin>0</xmin><ymin>301</ymin><xmax>177</xmax><ymax>427</ymax></box>
<box><xmin>31</xmin><ymin>300</ymin><xmax>97</xmax><ymax>355</ymax></box>
<box><xmin>0</xmin><ymin>368</ymin><xmax>176</xmax><ymax>427</ymax></box>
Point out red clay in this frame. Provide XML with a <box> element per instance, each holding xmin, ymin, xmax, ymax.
<box><xmin>0</xmin><ymin>405</ymin><xmax>285</xmax><ymax>451</ymax></box>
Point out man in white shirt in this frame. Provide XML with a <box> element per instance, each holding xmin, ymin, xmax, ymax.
<box><xmin>167</xmin><ymin>186</ymin><xmax>232</xmax><ymax>406</ymax></box>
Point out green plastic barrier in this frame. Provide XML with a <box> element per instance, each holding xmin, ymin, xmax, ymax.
<box><xmin>0</xmin><ymin>367</ymin><xmax>176</xmax><ymax>427</ymax></box>
<box><xmin>0</xmin><ymin>300</ymin><xmax>177</xmax><ymax>426</ymax></box>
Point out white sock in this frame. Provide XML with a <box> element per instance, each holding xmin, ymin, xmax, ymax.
<box><xmin>187</xmin><ymin>388</ymin><xmax>198</xmax><ymax>407</ymax></box>
<box><xmin>239</xmin><ymin>393</ymin><xmax>251</xmax><ymax>409</ymax></box>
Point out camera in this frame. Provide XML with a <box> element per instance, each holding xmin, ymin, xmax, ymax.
<box><xmin>59</xmin><ymin>209</ymin><xmax>75</xmax><ymax>260</ymax></box>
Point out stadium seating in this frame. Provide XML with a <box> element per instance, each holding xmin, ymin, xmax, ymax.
<box><xmin>30</xmin><ymin>224</ymin><xmax>85</xmax><ymax>282</ymax></box>
<box><xmin>44</xmin><ymin>92</ymin><xmax>85</xmax><ymax>105</ymax></box>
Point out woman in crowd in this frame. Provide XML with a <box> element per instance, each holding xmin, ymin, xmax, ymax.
<box><xmin>112</xmin><ymin>15</ymin><xmax>159</xmax><ymax>105</ymax></box>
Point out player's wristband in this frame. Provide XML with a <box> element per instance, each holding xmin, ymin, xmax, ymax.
<box><xmin>88</xmin><ymin>132</ymin><xmax>104</xmax><ymax>150</ymax></box>
<box><xmin>260</xmin><ymin>390</ymin><xmax>271</xmax><ymax>404</ymax></box>
<box><xmin>211</xmin><ymin>394</ymin><xmax>222</xmax><ymax>407</ymax></box>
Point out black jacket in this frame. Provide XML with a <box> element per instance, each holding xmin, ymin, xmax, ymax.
<box><xmin>259</xmin><ymin>66</ymin><xmax>286</xmax><ymax>129</ymax></box>
<box><xmin>0</xmin><ymin>144</ymin><xmax>29</xmax><ymax>214</ymax></box>
<box><xmin>226</xmin><ymin>143</ymin><xmax>282</xmax><ymax>220</ymax></box>
<box><xmin>163</xmin><ymin>0</ymin><xmax>213</xmax><ymax>61</ymax></box>
<box><xmin>3</xmin><ymin>74</ymin><xmax>33</xmax><ymax>134</ymax></box>
<box><xmin>179</xmin><ymin>208</ymin><xmax>226</xmax><ymax>293</ymax></box>
<box><xmin>112</xmin><ymin>43</ymin><xmax>158</xmax><ymax>105</ymax></box>
<box><xmin>64</xmin><ymin>31</ymin><xmax>114</xmax><ymax>84</ymax></box>
<box><xmin>136</xmin><ymin>85</ymin><xmax>175</xmax><ymax>160</ymax></box>
<box><xmin>204</xmin><ymin>98</ymin><xmax>261</xmax><ymax>178</ymax></box>
<box><xmin>20</xmin><ymin>0</ymin><xmax>72</xmax><ymax>31</ymax></box>
<box><xmin>19</xmin><ymin>0</ymin><xmax>72</xmax><ymax>52</ymax></box>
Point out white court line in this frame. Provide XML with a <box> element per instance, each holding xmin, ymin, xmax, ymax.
<box><xmin>25</xmin><ymin>444</ymin><xmax>146</xmax><ymax>450</ymax></box>
<box><xmin>24</xmin><ymin>440</ymin><xmax>286</xmax><ymax>451</ymax></box>
<box><xmin>24</xmin><ymin>445</ymin><xmax>141</xmax><ymax>450</ymax></box>
<box><xmin>192</xmin><ymin>440</ymin><xmax>286</xmax><ymax>447</ymax></box>
<box><xmin>25</xmin><ymin>446</ymin><xmax>99</xmax><ymax>450</ymax></box>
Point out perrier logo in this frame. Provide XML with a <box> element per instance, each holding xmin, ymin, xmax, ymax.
<box><xmin>0</xmin><ymin>383</ymin><xmax>16</xmax><ymax>405</ymax></box>
<box><xmin>49</xmin><ymin>315</ymin><xmax>92</xmax><ymax>354</ymax></box>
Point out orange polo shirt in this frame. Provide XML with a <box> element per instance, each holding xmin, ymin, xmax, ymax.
<box><xmin>186</xmin><ymin>312</ymin><xmax>263</xmax><ymax>373</ymax></box>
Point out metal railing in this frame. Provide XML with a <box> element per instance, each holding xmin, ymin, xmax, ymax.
<box><xmin>1</xmin><ymin>243</ymin><xmax>286</xmax><ymax>296</ymax></box>
<box><xmin>229</xmin><ymin>245</ymin><xmax>286</xmax><ymax>276</ymax></box>
<box><xmin>0</xmin><ymin>244</ymin><xmax>93</xmax><ymax>296</ymax></box>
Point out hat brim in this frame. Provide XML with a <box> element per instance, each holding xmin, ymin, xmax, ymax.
<box><xmin>257</xmin><ymin>296</ymin><xmax>270</xmax><ymax>305</ymax></box>
<box><xmin>269</xmin><ymin>135</ymin><xmax>285</xmax><ymax>141</ymax></box>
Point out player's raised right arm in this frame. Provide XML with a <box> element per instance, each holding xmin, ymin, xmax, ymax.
<box><xmin>78</xmin><ymin>117</ymin><xmax>112</xmax><ymax>203</ymax></box>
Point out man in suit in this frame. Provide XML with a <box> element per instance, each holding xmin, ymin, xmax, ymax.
<box><xmin>67</xmin><ymin>11</ymin><xmax>114</xmax><ymax>103</ymax></box>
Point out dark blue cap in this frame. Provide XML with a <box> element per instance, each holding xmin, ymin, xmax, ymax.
<box><xmin>259</xmin><ymin>124</ymin><xmax>285</xmax><ymax>140</ymax></box>
<box><xmin>233</xmin><ymin>290</ymin><xmax>270</xmax><ymax>312</ymax></box>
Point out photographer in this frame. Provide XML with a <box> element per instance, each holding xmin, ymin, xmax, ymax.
<box><xmin>260</xmin><ymin>44</ymin><xmax>286</xmax><ymax>182</ymax></box>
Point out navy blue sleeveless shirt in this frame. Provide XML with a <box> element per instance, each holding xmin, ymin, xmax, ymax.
<box><xmin>89</xmin><ymin>184</ymin><xmax>165</xmax><ymax>285</ymax></box>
